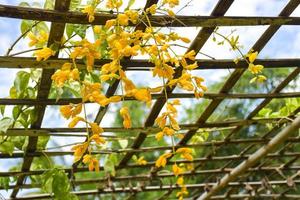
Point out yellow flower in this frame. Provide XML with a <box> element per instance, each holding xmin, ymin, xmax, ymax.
<box><xmin>134</xmin><ymin>88</ymin><xmax>152</xmax><ymax>103</ymax></box>
<box><xmin>105</xmin><ymin>19</ymin><xmax>116</xmax><ymax>29</ymax></box>
<box><xmin>176</xmin><ymin>186</ymin><xmax>188</xmax><ymax>200</ymax></box>
<box><xmin>125</xmin><ymin>10</ymin><xmax>139</xmax><ymax>24</ymax></box>
<box><xmin>106</xmin><ymin>0</ymin><xmax>123</xmax><ymax>9</ymax></box>
<box><xmin>120</xmin><ymin>107</ymin><xmax>131</xmax><ymax>129</ymax></box>
<box><xmin>184</xmin><ymin>50</ymin><xmax>196</xmax><ymax>61</ymax></box>
<box><xmin>257</xmin><ymin>75</ymin><xmax>267</xmax><ymax>83</ymax></box>
<box><xmin>155</xmin><ymin>114</ymin><xmax>167</xmax><ymax>129</ymax></box>
<box><xmin>27</xmin><ymin>31</ymin><xmax>48</xmax><ymax>47</ymax></box>
<box><xmin>108</xmin><ymin>96</ymin><xmax>122</xmax><ymax>103</ymax></box>
<box><xmin>90</xmin><ymin>134</ymin><xmax>106</xmax><ymax>145</ymax></box>
<box><xmin>82</xmin><ymin>5</ymin><xmax>95</xmax><ymax>23</ymax></box>
<box><xmin>35</xmin><ymin>47</ymin><xmax>55</xmax><ymax>61</ymax></box>
<box><xmin>163</xmin><ymin>127</ymin><xmax>175</xmax><ymax>136</ymax></box>
<box><xmin>167</xmin><ymin>9</ymin><xmax>175</xmax><ymax>17</ymax></box>
<box><xmin>68</xmin><ymin>116</ymin><xmax>85</xmax><ymax>128</ymax></box>
<box><xmin>180</xmin><ymin>37</ymin><xmax>190</xmax><ymax>43</ymax></box>
<box><xmin>89</xmin><ymin>122</ymin><xmax>104</xmax><ymax>135</ymax></box>
<box><xmin>155</xmin><ymin>131</ymin><xmax>164</xmax><ymax>141</ymax></box>
<box><xmin>163</xmin><ymin>0</ymin><xmax>179</xmax><ymax>7</ymax></box>
<box><xmin>183</xmin><ymin>62</ymin><xmax>198</xmax><ymax>70</ymax></box>
<box><xmin>176</xmin><ymin>148</ymin><xmax>193</xmax><ymax>161</ymax></box>
<box><xmin>28</xmin><ymin>32</ymin><xmax>38</xmax><ymax>47</ymax></box>
<box><xmin>146</xmin><ymin>4</ymin><xmax>157</xmax><ymax>14</ymax></box>
<box><xmin>93</xmin><ymin>25</ymin><xmax>101</xmax><ymax>34</ymax></box>
<box><xmin>248</xmin><ymin>51</ymin><xmax>258</xmax><ymax>63</ymax></box>
<box><xmin>83</xmin><ymin>155</ymin><xmax>100</xmax><ymax>172</ymax></box>
<box><xmin>155</xmin><ymin>153</ymin><xmax>172</xmax><ymax>168</ymax></box>
<box><xmin>172</xmin><ymin>164</ymin><xmax>183</xmax><ymax>176</ymax></box>
<box><xmin>60</xmin><ymin>104</ymin><xmax>82</xmax><ymax>119</ymax></box>
<box><xmin>248</xmin><ymin>63</ymin><xmax>264</xmax><ymax>74</ymax></box>
<box><xmin>136</xmin><ymin>156</ymin><xmax>147</xmax><ymax>165</ymax></box>
<box><xmin>71</xmin><ymin>142</ymin><xmax>89</xmax><ymax>162</ymax></box>
<box><xmin>176</xmin><ymin>176</ymin><xmax>184</xmax><ymax>186</ymax></box>
<box><xmin>117</xmin><ymin>13</ymin><xmax>129</xmax><ymax>26</ymax></box>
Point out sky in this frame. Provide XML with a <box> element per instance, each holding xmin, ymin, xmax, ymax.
<box><xmin>0</xmin><ymin>0</ymin><xmax>299</xmax><ymax>198</ymax></box>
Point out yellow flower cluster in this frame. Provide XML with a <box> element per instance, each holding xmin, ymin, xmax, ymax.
<box><xmin>35</xmin><ymin>47</ymin><xmax>55</xmax><ymax>61</ymax></box>
<box><xmin>247</xmin><ymin>51</ymin><xmax>267</xmax><ymax>83</ymax></box>
<box><xmin>51</xmin><ymin>63</ymin><xmax>79</xmax><ymax>87</ymax></box>
<box><xmin>155</xmin><ymin>100</ymin><xmax>182</xmax><ymax>141</ymax></box>
<box><xmin>27</xmin><ymin>31</ymin><xmax>48</xmax><ymax>47</ymax></box>
<box><xmin>70</xmin><ymin>39</ymin><xmax>101</xmax><ymax>72</ymax></box>
<box><xmin>30</xmin><ymin>1</ymin><xmax>207</xmax><ymax>197</ymax></box>
<box><xmin>120</xmin><ymin>106</ymin><xmax>131</xmax><ymax>129</ymax></box>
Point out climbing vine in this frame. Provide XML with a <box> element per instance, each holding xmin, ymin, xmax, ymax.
<box><xmin>0</xmin><ymin>0</ymin><xmax>270</xmax><ymax>199</ymax></box>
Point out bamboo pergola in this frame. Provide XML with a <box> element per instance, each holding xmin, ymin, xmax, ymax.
<box><xmin>0</xmin><ymin>0</ymin><xmax>300</xmax><ymax>199</ymax></box>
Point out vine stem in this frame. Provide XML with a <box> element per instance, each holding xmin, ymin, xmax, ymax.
<box><xmin>6</xmin><ymin>21</ymin><xmax>40</xmax><ymax>56</ymax></box>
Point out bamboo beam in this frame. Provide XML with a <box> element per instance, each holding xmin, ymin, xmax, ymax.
<box><xmin>1</xmin><ymin>164</ymin><xmax>300</xmax><ymax>181</ymax></box>
<box><xmin>197</xmin><ymin>116</ymin><xmax>300</xmax><ymax>200</ymax></box>
<box><xmin>1</xmin><ymin>92</ymin><xmax>300</xmax><ymax>105</ymax></box>
<box><xmin>9</xmin><ymin>0</ymin><xmax>71</xmax><ymax>198</ymax></box>
<box><xmin>0</xmin><ymin>57</ymin><xmax>300</xmax><ymax>70</ymax></box>
<box><xmin>1</xmin><ymin>4</ymin><xmax>300</xmax><ymax>27</ymax></box>
<box><xmin>6</xmin><ymin>180</ymin><xmax>300</xmax><ymax>199</ymax></box>
<box><xmin>2</xmin><ymin>136</ymin><xmax>300</xmax><ymax>158</ymax></box>
<box><xmin>209</xmin><ymin>194</ymin><xmax>300</xmax><ymax>199</ymax></box>
<box><xmin>2</xmin><ymin>116</ymin><xmax>288</xmax><ymax>135</ymax></box>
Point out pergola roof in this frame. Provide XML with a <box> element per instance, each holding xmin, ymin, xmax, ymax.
<box><xmin>0</xmin><ymin>0</ymin><xmax>300</xmax><ymax>199</ymax></box>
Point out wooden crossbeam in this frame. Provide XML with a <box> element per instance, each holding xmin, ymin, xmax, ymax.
<box><xmin>5</xmin><ymin>180</ymin><xmax>300</xmax><ymax>200</ymax></box>
<box><xmin>9</xmin><ymin>0</ymin><xmax>71</xmax><ymax>198</ymax></box>
<box><xmin>0</xmin><ymin>92</ymin><xmax>299</xmax><ymax>106</ymax></box>
<box><xmin>1</xmin><ymin>57</ymin><xmax>300</xmax><ymax>70</ymax></box>
<box><xmin>1</xmin><ymin>4</ymin><xmax>300</xmax><ymax>27</ymax></box>
<box><xmin>2</xmin><ymin>137</ymin><xmax>300</xmax><ymax>158</ymax></box>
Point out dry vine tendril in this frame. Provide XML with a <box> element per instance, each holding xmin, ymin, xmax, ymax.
<box><xmin>9</xmin><ymin>0</ymin><xmax>266</xmax><ymax>199</ymax></box>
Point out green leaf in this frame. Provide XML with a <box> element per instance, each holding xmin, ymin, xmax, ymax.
<box><xmin>0</xmin><ymin>117</ymin><xmax>13</xmax><ymax>133</ymax></box>
<box><xmin>10</xmin><ymin>136</ymin><xmax>26</xmax><ymax>151</ymax></box>
<box><xmin>35</xmin><ymin>22</ymin><xmax>49</xmax><ymax>34</ymax></box>
<box><xmin>20</xmin><ymin>20</ymin><xmax>34</xmax><ymax>37</ymax></box>
<box><xmin>66</xmin><ymin>24</ymin><xmax>87</xmax><ymax>39</ymax></box>
<box><xmin>0</xmin><ymin>177</ymin><xmax>10</xmax><ymax>191</ymax></box>
<box><xmin>9</xmin><ymin>86</ymin><xmax>17</xmax><ymax>98</ymax></box>
<box><xmin>0</xmin><ymin>141</ymin><xmax>14</xmax><ymax>155</ymax></box>
<box><xmin>118</xmin><ymin>139</ymin><xmax>128</xmax><ymax>149</ymax></box>
<box><xmin>70</xmin><ymin>0</ymin><xmax>81</xmax><ymax>10</ymax></box>
<box><xmin>258</xmin><ymin>108</ymin><xmax>272</xmax><ymax>117</ymax></box>
<box><xmin>0</xmin><ymin>105</ymin><xmax>5</xmax><ymax>116</ymax></box>
<box><xmin>44</xmin><ymin>0</ymin><xmax>54</xmax><ymax>9</ymax></box>
<box><xmin>12</xmin><ymin>106</ymin><xmax>21</xmax><ymax>120</ymax></box>
<box><xmin>52</xmin><ymin>170</ymin><xmax>70</xmax><ymax>197</ymax></box>
<box><xmin>104</xmin><ymin>153</ymin><xmax>118</xmax><ymax>176</ymax></box>
<box><xmin>14</xmin><ymin>71</ymin><xmax>30</xmax><ymax>95</ymax></box>
<box><xmin>125</xmin><ymin>0</ymin><xmax>135</xmax><ymax>10</ymax></box>
<box><xmin>19</xmin><ymin>2</ymin><xmax>30</xmax><ymax>7</ymax></box>
<box><xmin>37</xmin><ymin>136</ymin><xmax>50</xmax><ymax>150</ymax></box>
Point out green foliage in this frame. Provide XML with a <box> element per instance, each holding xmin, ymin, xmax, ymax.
<box><xmin>0</xmin><ymin>117</ymin><xmax>13</xmax><ymax>134</ymax></box>
<box><xmin>42</xmin><ymin>168</ymin><xmax>79</xmax><ymax>200</ymax></box>
<box><xmin>104</xmin><ymin>153</ymin><xmax>118</xmax><ymax>176</ymax></box>
<box><xmin>0</xmin><ymin>177</ymin><xmax>10</xmax><ymax>191</ymax></box>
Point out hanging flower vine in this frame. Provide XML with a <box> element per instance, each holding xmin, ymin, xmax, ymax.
<box><xmin>2</xmin><ymin>0</ymin><xmax>267</xmax><ymax>199</ymax></box>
